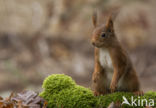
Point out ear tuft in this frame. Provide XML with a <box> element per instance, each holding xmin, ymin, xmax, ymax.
<box><xmin>92</xmin><ymin>11</ymin><xmax>98</xmax><ymax>28</ymax></box>
<box><xmin>106</xmin><ymin>10</ymin><xmax>120</xmax><ymax>29</ymax></box>
<box><xmin>106</xmin><ymin>15</ymin><xmax>113</xmax><ymax>29</ymax></box>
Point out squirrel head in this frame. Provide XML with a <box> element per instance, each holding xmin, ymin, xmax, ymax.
<box><xmin>91</xmin><ymin>12</ymin><xmax>116</xmax><ymax>48</ymax></box>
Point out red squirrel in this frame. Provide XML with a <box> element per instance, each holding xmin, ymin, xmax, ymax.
<box><xmin>91</xmin><ymin>12</ymin><xmax>141</xmax><ymax>96</ymax></box>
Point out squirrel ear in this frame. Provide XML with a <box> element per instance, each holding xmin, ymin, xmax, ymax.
<box><xmin>106</xmin><ymin>16</ymin><xmax>113</xmax><ymax>29</ymax></box>
<box><xmin>106</xmin><ymin>10</ymin><xmax>120</xmax><ymax>29</ymax></box>
<box><xmin>92</xmin><ymin>11</ymin><xmax>98</xmax><ymax>28</ymax></box>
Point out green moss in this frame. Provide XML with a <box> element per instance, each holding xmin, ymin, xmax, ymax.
<box><xmin>97</xmin><ymin>92</ymin><xmax>156</xmax><ymax>108</ymax></box>
<box><xmin>42</xmin><ymin>74</ymin><xmax>76</xmax><ymax>93</ymax></box>
<box><xmin>97</xmin><ymin>92</ymin><xmax>134</xmax><ymax>108</ymax></box>
<box><xmin>40</xmin><ymin>74</ymin><xmax>156</xmax><ymax>108</ymax></box>
<box><xmin>54</xmin><ymin>86</ymin><xmax>97</xmax><ymax>108</ymax></box>
<box><xmin>40</xmin><ymin>74</ymin><xmax>96</xmax><ymax>108</ymax></box>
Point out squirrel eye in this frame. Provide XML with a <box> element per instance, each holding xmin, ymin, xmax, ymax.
<box><xmin>101</xmin><ymin>33</ymin><xmax>106</xmax><ymax>38</ymax></box>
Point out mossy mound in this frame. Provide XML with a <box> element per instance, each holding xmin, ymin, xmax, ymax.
<box><xmin>42</xmin><ymin>74</ymin><xmax>76</xmax><ymax>93</ymax></box>
<box><xmin>97</xmin><ymin>91</ymin><xmax>156</xmax><ymax>108</ymax></box>
<box><xmin>40</xmin><ymin>74</ymin><xmax>96</xmax><ymax>108</ymax></box>
<box><xmin>40</xmin><ymin>74</ymin><xmax>156</xmax><ymax>108</ymax></box>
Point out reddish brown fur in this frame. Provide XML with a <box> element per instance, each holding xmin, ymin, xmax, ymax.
<box><xmin>91</xmin><ymin>13</ymin><xmax>141</xmax><ymax>96</ymax></box>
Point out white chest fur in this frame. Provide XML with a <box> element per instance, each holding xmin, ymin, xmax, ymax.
<box><xmin>99</xmin><ymin>48</ymin><xmax>114</xmax><ymax>84</ymax></box>
<box><xmin>99</xmin><ymin>48</ymin><xmax>124</xmax><ymax>88</ymax></box>
<box><xmin>99</xmin><ymin>48</ymin><xmax>113</xmax><ymax>69</ymax></box>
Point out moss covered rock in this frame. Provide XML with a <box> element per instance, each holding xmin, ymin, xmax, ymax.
<box><xmin>97</xmin><ymin>91</ymin><xmax>156</xmax><ymax>108</ymax></box>
<box><xmin>42</xmin><ymin>74</ymin><xmax>76</xmax><ymax>93</ymax></box>
<box><xmin>40</xmin><ymin>74</ymin><xmax>156</xmax><ymax>108</ymax></box>
<box><xmin>40</xmin><ymin>74</ymin><xmax>96</xmax><ymax>108</ymax></box>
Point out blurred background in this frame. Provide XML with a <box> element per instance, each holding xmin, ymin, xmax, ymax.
<box><xmin>0</xmin><ymin>0</ymin><xmax>156</xmax><ymax>96</ymax></box>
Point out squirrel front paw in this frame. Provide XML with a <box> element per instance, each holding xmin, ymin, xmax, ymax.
<box><xmin>94</xmin><ymin>91</ymin><xmax>100</xmax><ymax>96</ymax></box>
<box><xmin>110</xmin><ymin>81</ymin><xmax>117</xmax><ymax>93</ymax></box>
<box><xmin>133</xmin><ymin>91</ymin><xmax>144</xmax><ymax>96</ymax></box>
